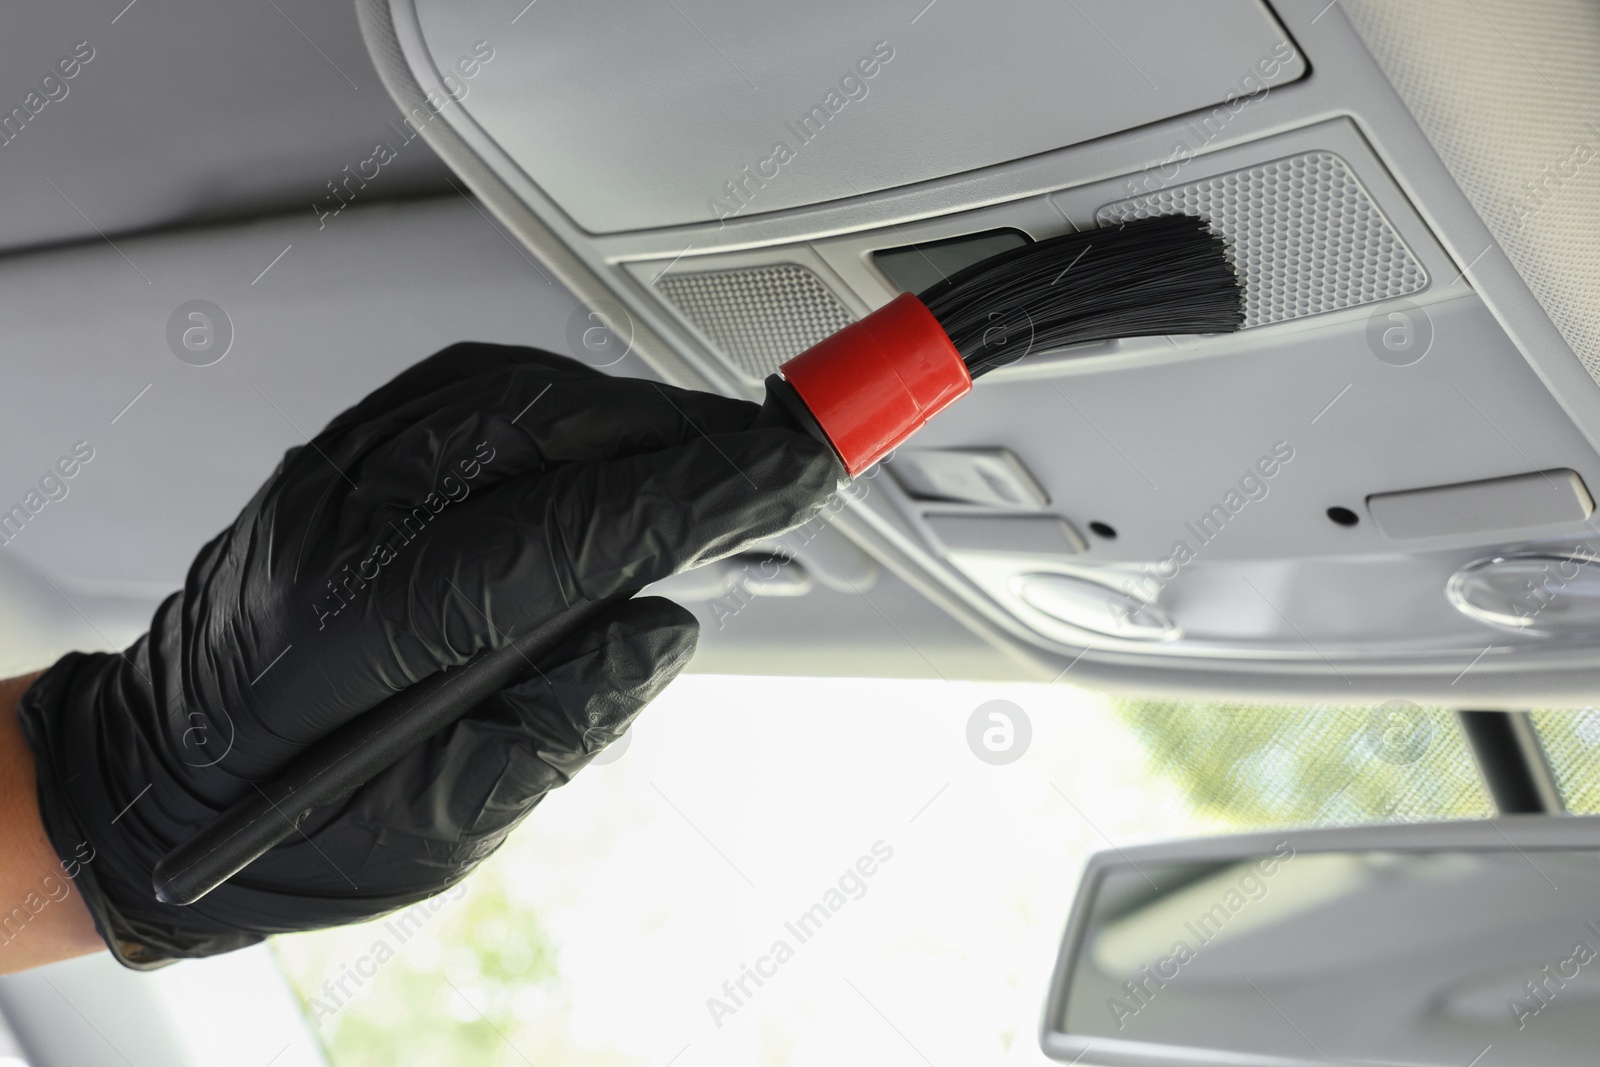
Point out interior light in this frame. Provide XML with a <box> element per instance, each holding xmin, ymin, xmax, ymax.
<box><xmin>1446</xmin><ymin>552</ymin><xmax>1600</xmax><ymax>636</ymax></box>
<box><xmin>1013</xmin><ymin>572</ymin><xmax>1180</xmax><ymax>642</ymax></box>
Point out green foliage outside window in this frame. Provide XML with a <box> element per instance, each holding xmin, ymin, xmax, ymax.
<box><xmin>1111</xmin><ymin>701</ymin><xmax>1494</xmax><ymax>829</ymax></box>
<box><xmin>274</xmin><ymin>851</ymin><xmax>562</xmax><ymax>1067</ymax></box>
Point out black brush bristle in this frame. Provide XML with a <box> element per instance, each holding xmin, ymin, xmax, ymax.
<box><xmin>917</xmin><ymin>214</ymin><xmax>1244</xmax><ymax>378</ymax></box>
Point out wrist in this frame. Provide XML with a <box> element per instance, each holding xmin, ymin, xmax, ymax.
<box><xmin>19</xmin><ymin>650</ymin><xmax>262</xmax><ymax>968</ymax></box>
<box><xmin>0</xmin><ymin>669</ymin><xmax>106</xmax><ymax>973</ymax></box>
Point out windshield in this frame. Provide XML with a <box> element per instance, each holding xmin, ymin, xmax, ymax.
<box><xmin>271</xmin><ymin>678</ymin><xmax>1493</xmax><ymax>1066</ymax></box>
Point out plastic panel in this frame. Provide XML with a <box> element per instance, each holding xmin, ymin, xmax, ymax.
<box><xmin>409</xmin><ymin>0</ymin><xmax>1305</xmax><ymax>232</ymax></box>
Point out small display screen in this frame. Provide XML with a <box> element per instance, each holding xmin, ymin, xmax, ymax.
<box><xmin>872</xmin><ymin>228</ymin><xmax>1031</xmax><ymax>296</ymax></box>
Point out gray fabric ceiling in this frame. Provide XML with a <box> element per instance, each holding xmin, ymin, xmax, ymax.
<box><xmin>0</xmin><ymin>0</ymin><xmax>453</xmax><ymax>255</ymax></box>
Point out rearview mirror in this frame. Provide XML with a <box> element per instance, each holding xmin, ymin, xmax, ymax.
<box><xmin>1041</xmin><ymin>816</ymin><xmax>1600</xmax><ymax>1067</ymax></box>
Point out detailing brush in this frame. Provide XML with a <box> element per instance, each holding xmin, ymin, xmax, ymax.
<box><xmin>153</xmin><ymin>214</ymin><xmax>1241</xmax><ymax>906</ymax></box>
<box><xmin>758</xmin><ymin>213</ymin><xmax>1244</xmax><ymax>474</ymax></box>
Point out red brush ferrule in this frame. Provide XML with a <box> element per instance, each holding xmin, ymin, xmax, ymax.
<box><xmin>777</xmin><ymin>293</ymin><xmax>971</xmax><ymax>477</ymax></box>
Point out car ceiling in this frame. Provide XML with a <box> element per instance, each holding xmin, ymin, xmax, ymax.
<box><xmin>0</xmin><ymin>0</ymin><xmax>452</xmax><ymax>254</ymax></box>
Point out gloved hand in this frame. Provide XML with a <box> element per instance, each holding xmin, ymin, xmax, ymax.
<box><xmin>18</xmin><ymin>342</ymin><xmax>842</xmax><ymax>967</ymax></box>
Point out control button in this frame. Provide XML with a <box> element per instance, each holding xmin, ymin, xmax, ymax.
<box><xmin>926</xmin><ymin>514</ymin><xmax>1083</xmax><ymax>555</ymax></box>
<box><xmin>1368</xmin><ymin>469</ymin><xmax>1593</xmax><ymax>540</ymax></box>
<box><xmin>891</xmin><ymin>448</ymin><xmax>1048</xmax><ymax>508</ymax></box>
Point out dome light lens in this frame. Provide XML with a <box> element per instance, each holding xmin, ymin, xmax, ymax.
<box><xmin>1013</xmin><ymin>572</ymin><xmax>1180</xmax><ymax>642</ymax></box>
<box><xmin>1446</xmin><ymin>552</ymin><xmax>1600</xmax><ymax>636</ymax></box>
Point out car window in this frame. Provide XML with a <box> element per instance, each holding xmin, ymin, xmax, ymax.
<box><xmin>1529</xmin><ymin>709</ymin><xmax>1600</xmax><ymax>813</ymax></box>
<box><xmin>272</xmin><ymin>676</ymin><xmax>1494</xmax><ymax>1067</ymax></box>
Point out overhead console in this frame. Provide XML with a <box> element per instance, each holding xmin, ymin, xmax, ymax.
<box><xmin>405</xmin><ymin>0</ymin><xmax>1304</xmax><ymax>233</ymax></box>
<box><xmin>358</xmin><ymin>0</ymin><xmax>1600</xmax><ymax>702</ymax></box>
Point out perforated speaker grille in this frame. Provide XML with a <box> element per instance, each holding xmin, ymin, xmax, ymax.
<box><xmin>654</xmin><ymin>264</ymin><xmax>857</xmax><ymax>379</ymax></box>
<box><xmin>1097</xmin><ymin>151</ymin><xmax>1428</xmax><ymax>328</ymax></box>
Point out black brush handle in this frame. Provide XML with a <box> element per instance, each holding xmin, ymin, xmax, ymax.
<box><xmin>152</xmin><ymin>595</ymin><xmax>627</xmax><ymax>906</ymax></box>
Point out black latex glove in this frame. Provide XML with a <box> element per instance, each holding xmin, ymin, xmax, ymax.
<box><xmin>18</xmin><ymin>343</ymin><xmax>842</xmax><ymax>967</ymax></box>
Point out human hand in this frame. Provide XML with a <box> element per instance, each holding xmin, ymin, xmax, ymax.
<box><xmin>18</xmin><ymin>342</ymin><xmax>841</xmax><ymax>965</ymax></box>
